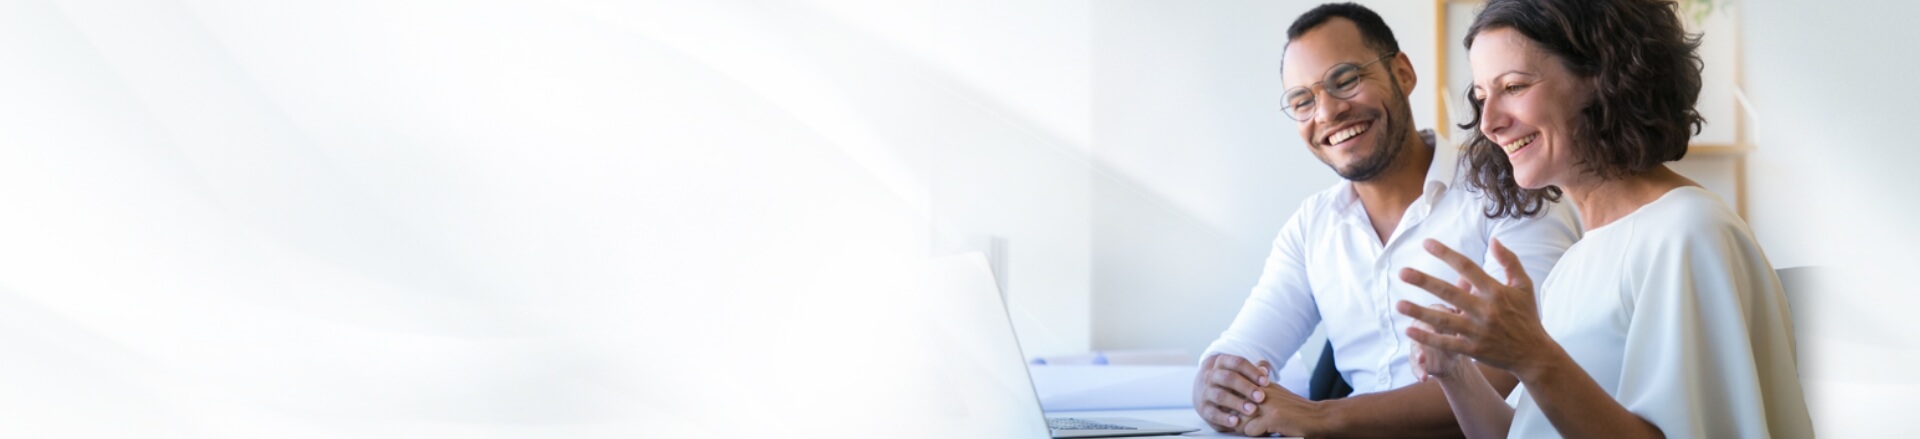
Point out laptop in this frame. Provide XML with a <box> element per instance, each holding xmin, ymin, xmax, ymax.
<box><xmin>928</xmin><ymin>253</ymin><xmax>1199</xmax><ymax>438</ymax></box>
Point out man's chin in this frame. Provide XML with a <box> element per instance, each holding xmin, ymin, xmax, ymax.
<box><xmin>1333</xmin><ymin>156</ymin><xmax>1396</xmax><ymax>181</ymax></box>
<box><xmin>1332</xmin><ymin>165</ymin><xmax>1370</xmax><ymax>181</ymax></box>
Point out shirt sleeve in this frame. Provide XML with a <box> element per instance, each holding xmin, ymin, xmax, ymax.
<box><xmin>1481</xmin><ymin>197</ymin><xmax>1580</xmax><ymax>293</ymax></box>
<box><xmin>1611</xmin><ymin>213</ymin><xmax>1813</xmax><ymax>438</ymax></box>
<box><xmin>1199</xmin><ymin>204</ymin><xmax>1320</xmax><ymax>375</ymax></box>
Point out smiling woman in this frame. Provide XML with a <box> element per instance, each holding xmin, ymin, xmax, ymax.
<box><xmin>1394</xmin><ymin>0</ymin><xmax>1815</xmax><ymax>438</ymax></box>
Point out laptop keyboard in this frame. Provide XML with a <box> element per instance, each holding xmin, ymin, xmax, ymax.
<box><xmin>1047</xmin><ymin>417</ymin><xmax>1138</xmax><ymax>431</ymax></box>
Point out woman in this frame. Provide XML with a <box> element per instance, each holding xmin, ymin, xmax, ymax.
<box><xmin>1393</xmin><ymin>0</ymin><xmax>1813</xmax><ymax>437</ymax></box>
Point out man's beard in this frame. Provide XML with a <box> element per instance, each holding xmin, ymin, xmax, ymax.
<box><xmin>1330</xmin><ymin>95</ymin><xmax>1413</xmax><ymax>182</ymax></box>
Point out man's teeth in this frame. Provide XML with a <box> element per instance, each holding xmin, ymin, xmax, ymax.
<box><xmin>1502</xmin><ymin>134</ymin><xmax>1537</xmax><ymax>154</ymax></box>
<box><xmin>1327</xmin><ymin>122</ymin><xmax>1371</xmax><ymax>145</ymax></box>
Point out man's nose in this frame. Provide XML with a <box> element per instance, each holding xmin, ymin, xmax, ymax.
<box><xmin>1312</xmin><ymin>88</ymin><xmax>1351</xmax><ymax>124</ymax></box>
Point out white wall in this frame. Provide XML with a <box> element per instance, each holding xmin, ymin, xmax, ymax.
<box><xmin>717</xmin><ymin>0</ymin><xmax>1103</xmax><ymax>358</ymax></box>
<box><xmin>919</xmin><ymin>0</ymin><xmax>1095</xmax><ymax>358</ymax></box>
<box><xmin>1089</xmin><ymin>0</ymin><xmax>1438</xmax><ymax>355</ymax></box>
<box><xmin>1742</xmin><ymin>1</ymin><xmax>1920</xmax><ymax>436</ymax></box>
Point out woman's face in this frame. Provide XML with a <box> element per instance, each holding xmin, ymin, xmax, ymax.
<box><xmin>1467</xmin><ymin>27</ymin><xmax>1592</xmax><ymax>190</ymax></box>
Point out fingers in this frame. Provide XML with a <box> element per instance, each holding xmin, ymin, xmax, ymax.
<box><xmin>1197</xmin><ymin>354</ymin><xmax>1268</xmax><ymax>430</ymax></box>
<box><xmin>1412</xmin><ymin>348</ymin><xmax>1428</xmax><ymax>382</ymax></box>
<box><xmin>1415</xmin><ymin>344</ymin><xmax>1447</xmax><ymax>382</ymax></box>
<box><xmin>1212</xmin><ymin>355</ymin><xmax>1271</xmax><ymax>406</ymax></box>
<box><xmin>1490</xmin><ymin>238</ymin><xmax>1533</xmax><ymax>290</ymax></box>
<box><xmin>1406</xmin><ymin>325</ymin><xmax>1473</xmax><ymax>355</ymax></box>
<box><xmin>1422</xmin><ymin>239</ymin><xmax>1504</xmax><ymax>297</ymax></box>
<box><xmin>1239</xmin><ymin>416</ymin><xmax>1272</xmax><ymax>437</ymax></box>
<box><xmin>1215</xmin><ymin>355</ymin><xmax>1273</xmax><ymax>389</ymax></box>
<box><xmin>1398</xmin><ymin>267</ymin><xmax>1478</xmax><ymax>311</ymax></box>
<box><xmin>1203</xmin><ymin>370</ymin><xmax>1261</xmax><ymax>415</ymax></box>
<box><xmin>1396</xmin><ymin>301</ymin><xmax>1475</xmax><ymax>336</ymax></box>
<box><xmin>1203</xmin><ymin>379</ymin><xmax>1256</xmax><ymax>417</ymax></box>
<box><xmin>1196</xmin><ymin>402</ymin><xmax>1240</xmax><ymax>431</ymax></box>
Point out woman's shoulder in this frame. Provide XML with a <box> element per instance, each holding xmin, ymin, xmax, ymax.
<box><xmin>1626</xmin><ymin>186</ymin><xmax>1748</xmax><ymax>241</ymax></box>
<box><xmin>1616</xmin><ymin>187</ymin><xmax>1780</xmax><ymax>306</ymax></box>
<box><xmin>1613</xmin><ymin>186</ymin><xmax>1774</xmax><ymax>278</ymax></box>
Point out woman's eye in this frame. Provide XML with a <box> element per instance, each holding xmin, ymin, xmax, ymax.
<box><xmin>1504</xmin><ymin>83</ymin><xmax>1530</xmax><ymax>94</ymax></box>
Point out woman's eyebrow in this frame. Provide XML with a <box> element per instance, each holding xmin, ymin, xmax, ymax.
<box><xmin>1490</xmin><ymin>70</ymin><xmax>1537</xmax><ymax>83</ymax></box>
<box><xmin>1473</xmin><ymin>70</ymin><xmax>1540</xmax><ymax>93</ymax></box>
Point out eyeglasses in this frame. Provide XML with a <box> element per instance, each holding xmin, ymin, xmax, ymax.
<box><xmin>1281</xmin><ymin>51</ymin><xmax>1398</xmax><ymax>121</ymax></box>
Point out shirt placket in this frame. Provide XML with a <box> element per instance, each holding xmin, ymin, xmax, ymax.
<box><xmin>1372</xmin><ymin>247</ymin><xmax>1397</xmax><ymax>391</ymax></box>
<box><xmin>1373</xmin><ymin>190</ymin><xmax>1437</xmax><ymax>390</ymax></box>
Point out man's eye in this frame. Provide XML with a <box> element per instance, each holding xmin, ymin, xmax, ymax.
<box><xmin>1332</xmin><ymin>73</ymin><xmax>1361</xmax><ymax>90</ymax></box>
<box><xmin>1287</xmin><ymin>95</ymin><xmax>1314</xmax><ymax>110</ymax></box>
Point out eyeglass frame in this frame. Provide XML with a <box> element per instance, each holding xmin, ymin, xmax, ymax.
<box><xmin>1280</xmin><ymin>51</ymin><xmax>1400</xmax><ymax>122</ymax></box>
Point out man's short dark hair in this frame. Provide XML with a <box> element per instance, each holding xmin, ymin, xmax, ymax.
<box><xmin>1282</xmin><ymin>3</ymin><xmax>1403</xmax><ymax>74</ymax></box>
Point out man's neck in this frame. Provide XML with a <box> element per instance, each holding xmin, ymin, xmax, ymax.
<box><xmin>1352</xmin><ymin>129</ymin><xmax>1433</xmax><ymax>243</ymax></box>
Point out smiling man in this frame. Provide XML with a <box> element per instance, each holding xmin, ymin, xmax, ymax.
<box><xmin>1189</xmin><ymin>3</ymin><xmax>1581</xmax><ymax>437</ymax></box>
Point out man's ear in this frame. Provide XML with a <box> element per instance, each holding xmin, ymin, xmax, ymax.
<box><xmin>1392</xmin><ymin>52</ymin><xmax>1418</xmax><ymax>97</ymax></box>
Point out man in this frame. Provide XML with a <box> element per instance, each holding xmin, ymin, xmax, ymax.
<box><xmin>1190</xmin><ymin>3</ymin><xmax>1581</xmax><ymax>437</ymax></box>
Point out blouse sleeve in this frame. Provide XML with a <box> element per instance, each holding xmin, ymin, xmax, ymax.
<box><xmin>1613</xmin><ymin>212</ymin><xmax>1813</xmax><ymax>438</ymax></box>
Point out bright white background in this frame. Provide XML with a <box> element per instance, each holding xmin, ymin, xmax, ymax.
<box><xmin>0</xmin><ymin>0</ymin><xmax>1914</xmax><ymax>437</ymax></box>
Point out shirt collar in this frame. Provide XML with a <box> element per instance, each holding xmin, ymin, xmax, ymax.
<box><xmin>1420</xmin><ymin>129</ymin><xmax>1457</xmax><ymax>203</ymax></box>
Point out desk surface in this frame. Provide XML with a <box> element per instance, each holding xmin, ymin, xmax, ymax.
<box><xmin>1047</xmin><ymin>408</ymin><xmax>1304</xmax><ymax>438</ymax></box>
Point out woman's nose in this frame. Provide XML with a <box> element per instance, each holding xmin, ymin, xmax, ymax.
<box><xmin>1479</xmin><ymin>96</ymin><xmax>1509</xmax><ymax>137</ymax></box>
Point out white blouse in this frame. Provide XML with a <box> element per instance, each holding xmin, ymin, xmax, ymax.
<box><xmin>1506</xmin><ymin>187</ymin><xmax>1813</xmax><ymax>438</ymax></box>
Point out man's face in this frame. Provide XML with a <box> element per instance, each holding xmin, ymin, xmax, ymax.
<box><xmin>1281</xmin><ymin>19</ymin><xmax>1415</xmax><ymax>181</ymax></box>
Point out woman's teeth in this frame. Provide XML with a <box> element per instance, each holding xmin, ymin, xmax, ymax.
<box><xmin>1327</xmin><ymin>122</ymin><xmax>1371</xmax><ymax>145</ymax></box>
<box><xmin>1502</xmin><ymin>134</ymin><xmax>1537</xmax><ymax>154</ymax></box>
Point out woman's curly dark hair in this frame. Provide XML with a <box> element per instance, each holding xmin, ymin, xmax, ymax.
<box><xmin>1457</xmin><ymin>0</ymin><xmax>1705</xmax><ymax>218</ymax></box>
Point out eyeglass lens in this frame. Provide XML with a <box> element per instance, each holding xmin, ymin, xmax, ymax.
<box><xmin>1284</xmin><ymin>63</ymin><xmax>1366</xmax><ymax>120</ymax></box>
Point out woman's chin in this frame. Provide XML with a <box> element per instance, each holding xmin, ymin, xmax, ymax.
<box><xmin>1513</xmin><ymin>172</ymin><xmax>1552</xmax><ymax>191</ymax></box>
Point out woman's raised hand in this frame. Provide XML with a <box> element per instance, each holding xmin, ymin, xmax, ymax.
<box><xmin>1395</xmin><ymin>238</ymin><xmax>1557</xmax><ymax>376</ymax></box>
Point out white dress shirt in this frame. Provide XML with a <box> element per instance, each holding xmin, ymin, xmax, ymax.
<box><xmin>1201</xmin><ymin>130</ymin><xmax>1581</xmax><ymax>395</ymax></box>
<box><xmin>1506</xmin><ymin>187</ymin><xmax>1812</xmax><ymax>438</ymax></box>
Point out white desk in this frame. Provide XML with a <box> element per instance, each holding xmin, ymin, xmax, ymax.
<box><xmin>1046</xmin><ymin>408</ymin><xmax>1304</xmax><ymax>438</ymax></box>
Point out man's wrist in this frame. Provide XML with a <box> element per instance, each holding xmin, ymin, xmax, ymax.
<box><xmin>1298</xmin><ymin>394</ymin><xmax>1337</xmax><ymax>435</ymax></box>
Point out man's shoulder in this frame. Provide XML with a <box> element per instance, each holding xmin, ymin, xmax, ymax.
<box><xmin>1268</xmin><ymin>180</ymin><xmax>1356</xmax><ymax>246</ymax></box>
<box><xmin>1289</xmin><ymin>179</ymin><xmax>1356</xmax><ymax>218</ymax></box>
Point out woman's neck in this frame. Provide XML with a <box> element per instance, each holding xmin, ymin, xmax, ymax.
<box><xmin>1560</xmin><ymin>165</ymin><xmax>1700</xmax><ymax>231</ymax></box>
